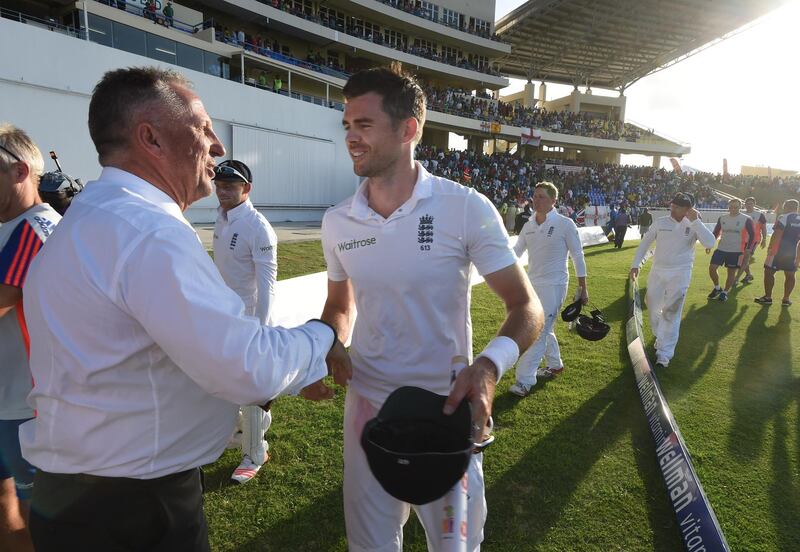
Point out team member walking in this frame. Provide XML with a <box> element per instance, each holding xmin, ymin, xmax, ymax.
<box><xmin>321</xmin><ymin>67</ymin><xmax>543</xmax><ymax>551</ymax></box>
<box><xmin>638</xmin><ymin>207</ymin><xmax>653</xmax><ymax>237</ymax></box>
<box><xmin>212</xmin><ymin>160</ymin><xmax>278</xmax><ymax>484</ymax></box>
<box><xmin>613</xmin><ymin>206</ymin><xmax>630</xmax><ymax>248</ymax></box>
<box><xmin>0</xmin><ymin>124</ymin><xmax>62</xmax><ymax>552</ymax></box>
<box><xmin>740</xmin><ymin>196</ymin><xmax>768</xmax><ymax>284</ymax></box>
<box><xmin>756</xmin><ymin>199</ymin><xmax>800</xmax><ymax>307</ymax></box>
<box><xmin>19</xmin><ymin>67</ymin><xmax>344</xmax><ymax>551</ymax></box>
<box><xmin>509</xmin><ymin>181</ymin><xmax>588</xmax><ymax>397</ymax></box>
<box><xmin>630</xmin><ymin>193</ymin><xmax>716</xmax><ymax>368</ymax></box>
<box><xmin>707</xmin><ymin>198</ymin><xmax>755</xmax><ymax>301</ymax></box>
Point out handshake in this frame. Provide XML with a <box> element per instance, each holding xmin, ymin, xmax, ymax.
<box><xmin>298</xmin><ymin>338</ymin><xmax>352</xmax><ymax>401</ymax></box>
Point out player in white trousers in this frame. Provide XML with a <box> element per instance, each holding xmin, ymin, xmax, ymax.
<box><xmin>630</xmin><ymin>193</ymin><xmax>717</xmax><ymax>368</ymax></box>
<box><xmin>509</xmin><ymin>182</ymin><xmax>588</xmax><ymax>397</ymax></box>
<box><xmin>320</xmin><ymin>67</ymin><xmax>543</xmax><ymax>552</ymax></box>
<box><xmin>212</xmin><ymin>160</ymin><xmax>278</xmax><ymax>483</ymax></box>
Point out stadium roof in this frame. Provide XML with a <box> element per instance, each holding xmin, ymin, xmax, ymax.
<box><xmin>495</xmin><ymin>0</ymin><xmax>789</xmax><ymax>90</ymax></box>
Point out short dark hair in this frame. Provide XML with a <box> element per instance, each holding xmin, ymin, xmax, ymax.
<box><xmin>342</xmin><ymin>66</ymin><xmax>426</xmax><ymax>142</ymax></box>
<box><xmin>88</xmin><ymin>67</ymin><xmax>191</xmax><ymax>163</ymax></box>
<box><xmin>745</xmin><ymin>196</ymin><xmax>756</xmax><ymax>203</ymax></box>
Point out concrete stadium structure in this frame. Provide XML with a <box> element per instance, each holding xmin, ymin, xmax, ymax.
<box><xmin>0</xmin><ymin>0</ymin><xmax>789</xmax><ymax>221</ymax></box>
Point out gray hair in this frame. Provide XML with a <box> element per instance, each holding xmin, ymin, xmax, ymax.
<box><xmin>0</xmin><ymin>123</ymin><xmax>44</xmax><ymax>180</ymax></box>
<box><xmin>88</xmin><ymin>66</ymin><xmax>191</xmax><ymax>163</ymax></box>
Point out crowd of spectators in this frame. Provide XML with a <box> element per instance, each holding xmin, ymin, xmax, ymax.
<box><xmin>414</xmin><ymin>145</ymin><xmax>727</xmax><ymax>217</ymax></box>
<box><xmin>375</xmin><ymin>0</ymin><xmax>504</xmax><ymax>42</ymax></box>
<box><xmin>424</xmin><ymin>86</ymin><xmax>652</xmax><ymax>142</ymax></box>
<box><xmin>695</xmin><ymin>172</ymin><xmax>800</xmax><ymax>209</ymax></box>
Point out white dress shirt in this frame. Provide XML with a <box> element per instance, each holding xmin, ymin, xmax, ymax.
<box><xmin>21</xmin><ymin>167</ymin><xmax>332</xmax><ymax>478</ymax></box>
<box><xmin>631</xmin><ymin>215</ymin><xmax>717</xmax><ymax>271</ymax></box>
<box><xmin>213</xmin><ymin>199</ymin><xmax>277</xmax><ymax>324</ymax></box>
<box><xmin>322</xmin><ymin>163</ymin><xmax>516</xmax><ymax>405</ymax></box>
<box><xmin>513</xmin><ymin>208</ymin><xmax>587</xmax><ymax>286</ymax></box>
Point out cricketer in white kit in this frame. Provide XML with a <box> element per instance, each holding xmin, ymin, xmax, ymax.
<box><xmin>321</xmin><ymin>67</ymin><xmax>543</xmax><ymax>552</ymax></box>
<box><xmin>510</xmin><ymin>182</ymin><xmax>588</xmax><ymax>397</ymax></box>
<box><xmin>630</xmin><ymin>193</ymin><xmax>716</xmax><ymax>367</ymax></box>
<box><xmin>212</xmin><ymin>159</ymin><xmax>277</xmax><ymax>484</ymax></box>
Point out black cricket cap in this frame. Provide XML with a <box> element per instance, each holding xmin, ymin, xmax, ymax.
<box><xmin>561</xmin><ymin>299</ymin><xmax>582</xmax><ymax>322</ymax></box>
<box><xmin>213</xmin><ymin>159</ymin><xmax>252</xmax><ymax>183</ymax></box>
<box><xmin>361</xmin><ymin>386</ymin><xmax>472</xmax><ymax>505</ymax></box>
<box><xmin>671</xmin><ymin>192</ymin><xmax>694</xmax><ymax>208</ymax></box>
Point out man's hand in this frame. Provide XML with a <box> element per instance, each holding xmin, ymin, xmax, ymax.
<box><xmin>326</xmin><ymin>340</ymin><xmax>352</xmax><ymax>386</ymax></box>
<box><xmin>300</xmin><ymin>379</ymin><xmax>335</xmax><ymax>401</ymax></box>
<box><xmin>443</xmin><ymin>356</ymin><xmax>497</xmax><ymax>444</ymax></box>
<box><xmin>629</xmin><ymin>267</ymin><xmax>639</xmax><ymax>280</ymax></box>
<box><xmin>579</xmin><ymin>286</ymin><xmax>589</xmax><ymax>305</ymax></box>
<box><xmin>761</xmin><ymin>240</ymin><xmax>767</xmax><ymax>250</ymax></box>
<box><xmin>686</xmin><ymin>208</ymin><xmax>699</xmax><ymax>222</ymax></box>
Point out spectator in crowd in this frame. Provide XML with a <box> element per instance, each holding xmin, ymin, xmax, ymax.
<box><xmin>0</xmin><ymin>124</ymin><xmax>62</xmax><ymax>552</ymax></box>
<box><xmin>162</xmin><ymin>1</ymin><xmax>174</xmax><ymax>27</ymax></box>
<box><xmin>273</xmin><ymin>74</ymin><xmax>282</xmax><ymax>93</ymax></box>
<box><xmin>19</xmin><ymin>66</ymin><xmax>343</xmax><ymax>551</ymax></box>
<box><xmin>145</xmin><ymin>0</ymin><xmax>157</xmax><ymax>22</ymax></box>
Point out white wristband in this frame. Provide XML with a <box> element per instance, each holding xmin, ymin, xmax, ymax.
<box><xmin>477</xmin><ymin>336</ymin><xmax>520</xmax><ymax>383</ymax></box>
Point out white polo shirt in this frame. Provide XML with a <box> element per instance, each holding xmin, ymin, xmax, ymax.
<box><xmin>0</xmin><ymin>203</ymin><xmax>61</xmax><ymax>420</ymax></box>
<box><xmin>322</xmin><ymin>163</ymin><xmax>515</xmax><ymax>405</ymax></box>
<box><xmin>21</xmin><ymin>167</ymin><xmax>331</xmax><ymax>478</ymax></box>
<box><xmin>513</xmin><ymin>208</ymin><xmax>587</xmax><ymax>287</ymax></box>
<box><xmin>213</xmin><ymin>199</ymin><xmax>278</xmax><ymax>325</ymax></box>
<box><xmin>631</xmin><ymin>215</ymin><xmax>717</xmax><ymax>271</ymax></box>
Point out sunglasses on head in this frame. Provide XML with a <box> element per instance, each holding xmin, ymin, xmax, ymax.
<box><xmin>214</xmin><ymin>164</ymin><xmax>249</xmax><ymax>183</ymax></box>
<box><xmin>0</xmin><ymin>144</ymin><xmax>22</xmax><ymax>163</ymax></box>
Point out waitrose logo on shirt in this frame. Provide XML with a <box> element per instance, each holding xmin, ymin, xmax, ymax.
<box><xmin>337</xmin><ymin>237</ymin><xmax>377</xmax><ymax>252</ymax></box>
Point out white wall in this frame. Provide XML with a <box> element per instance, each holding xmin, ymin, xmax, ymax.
<box><xmin>0</xmin><ymin>18</ymin><xmax>359</xmax><ymax>222</ymax></box>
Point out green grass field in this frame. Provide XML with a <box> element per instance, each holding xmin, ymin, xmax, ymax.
<box><xmin>205</xmin><ymin>240</ymin><xmax>799</xmax><ymax>551</ymax></box>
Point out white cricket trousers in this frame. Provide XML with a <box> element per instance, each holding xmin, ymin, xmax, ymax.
<box><xmin>343</xmin><ymin>389</ymin><xmax>486</xmax><ymax>552</ymax></box>
<box><xmin>241</xmin><ymin>303</ymin><xmax>272</xmax><ymax>461</ymax></box>
<box><xmin>515</xmin><ymin>283</ymin><xmax>568</xmax><ymax>387</ymax></box>
<box><xmin>644</xmin><ymin>266</ymin><xmax>692</xmax><ymax>364</ymax></box>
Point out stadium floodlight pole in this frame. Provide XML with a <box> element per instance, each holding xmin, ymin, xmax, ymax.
<box><xmin>240</xmin><ymin>52</ymin><xmax>245</xmax><ymax>84</ymax></box>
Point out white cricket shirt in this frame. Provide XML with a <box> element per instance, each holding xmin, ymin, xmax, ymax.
<box><xmin>513</xmin><ymin>208</ymin><xmax>587</xmax><ymax>286</ymax></box>
<box><xmin>322</xmin><ymin>163</ymin><xmax>516</xmax><ymax>405</ymax></box>
<box><xmin>213</xmin><ymin>199</ymin><xmax>278</xmax><ymax>324</ymax></box>
<box><xmin>631</xmin><ymin>215</ymin><xmax>717</xmax><ymax>270</ymax></box>
<box><xmin>20</xmin><ymin>168</ymin><xmax>332</xmax><ymax>478</ymax></box>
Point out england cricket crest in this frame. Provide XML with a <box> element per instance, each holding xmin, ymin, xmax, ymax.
<box><xmin>418</xmin><ymin>214</ymin><xmax>434</xmax><ymax>251</ymax></box>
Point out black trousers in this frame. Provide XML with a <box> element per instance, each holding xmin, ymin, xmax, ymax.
<box><xmin>29</xmin><ymin>468</ymin><xmax>210</xmax><ymax>552</ymax></box>
<box><xmin>614</xmin><ymin>226</ymin><xmax>628</xmax><ymax>248</ymax></box>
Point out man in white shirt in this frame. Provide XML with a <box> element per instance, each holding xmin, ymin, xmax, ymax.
<box><xmin>0</xmin><ymin>124</ymin><xmax>61</xmax><ymax>552</ymax></box>
<box><xmin>510</xmin><ymin>182</ymin><xmax>589</xmax><ymax>397</ymax></box>
<box><xmin>321</xmin><ymin>67</ymin><xmax>543</xmax><ymax>551</ymax></box>
<box><xmin>630</xmin><ymin>193</ymin><xmax>716</xmax><ymax>368</ymax></box>
<box><xmin>20</xmin><ymin>67</ymin><xmax>346</xmax><ymax>552</ymax></box>
<box><xmin>212</xmin><ymin>159</ymin><xmax>277</xmax><ymax>483</ymax></box>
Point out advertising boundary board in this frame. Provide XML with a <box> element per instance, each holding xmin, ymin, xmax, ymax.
<box><xmin>626</xmin><ymin>266</ymin><xmax>730</xmax><ymax>552</ymax></box>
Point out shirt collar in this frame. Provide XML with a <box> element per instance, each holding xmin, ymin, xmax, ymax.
<box><xmin>349</xmin><ymin>162</ymin><xmax>433</xmax><ymax>221</ymax></box>
<box><xmin>217</xmin><ymin>198</ymin><xmax>253</xmax><ymax>223</ymax></box>
<box><xmin>99</xmin><ymin>167</ymin><xmax>191</xmax><ymax>228</ymax></box>
<box><xmin>534</xmin><ymin>207</ymin><xmax>557</xmax><ymax>225</ymax></box>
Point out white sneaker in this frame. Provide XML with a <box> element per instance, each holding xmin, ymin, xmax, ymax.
<box><xmin>509</xmin><ymin>382</ymin><xmax>532</xmax><ymax>397</ymax></box>
<box><xmin>231</xmin><ymin>453</ymin><xmax>268</xmax><ymax>484</ymax></box>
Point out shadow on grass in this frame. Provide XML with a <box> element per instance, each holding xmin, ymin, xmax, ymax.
<box><xmin>728</xmin><ymin>307</ymin><xmax>799</xmax><ymax>548</ymax></box>
<box><xmin>486</xmin><ymin>311</ymin><xmax>681</xmax><ymax>550</ymax></box>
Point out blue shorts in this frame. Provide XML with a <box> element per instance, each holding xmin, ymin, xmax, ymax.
<box><xmin>765</xmin><ymin>254</ymin><xmax>798</xmax><ymax>273</ymax></box>
<box><xmin>711</xmin><ymin>249</ymin><xmax>742</xmax><ymax>268</ymax></box>
<box><xmin>0</xmin><ymin>418</ymin><xmax>35</xmax><ymax>500</ymax></box>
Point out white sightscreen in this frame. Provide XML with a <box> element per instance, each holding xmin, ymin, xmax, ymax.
<box><xmin>232</xmin><ymin>124</ymin><xmax>337</xmax><ymax>207</ymax></box>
